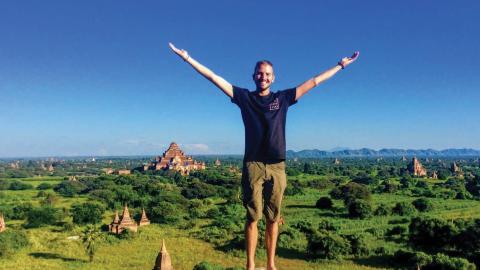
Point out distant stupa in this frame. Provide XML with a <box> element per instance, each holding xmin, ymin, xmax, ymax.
<box><xmin>138</xmin><ymin>208</ymin><xmax>151</xmax><ymax>226</ymax></box>
<box><xmin>153</xmin><ymin>240</ymin><xmax>174</xmax><ymax>270</ymax></box>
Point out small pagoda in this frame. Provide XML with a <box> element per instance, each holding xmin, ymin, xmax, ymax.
<box><xmin>138</xmin><ymin>208</ymin><xmax>151</xmax><ymax>227</ymax></box>
<box><xmin>153</xmin><ymin>240</ymin><xmax>174</xmax><ymax>270</ymax></box>
<box><xmin>0</xmin><ymin>214</ymin><xmax>6</xmax><ymax>233</ymax></box>
<box><xmin>109</xmin><ymin>205</ymin><xmax>138</xmax><ymax>234</ymax></box>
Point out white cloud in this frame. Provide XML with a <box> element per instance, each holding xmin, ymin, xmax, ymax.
<box><xmin>181</xmin><ymin>143</ymin><xmax>210</xmax><ymax>153</ymax></box>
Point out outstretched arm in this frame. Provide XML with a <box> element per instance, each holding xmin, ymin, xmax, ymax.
<box><xmin>295</xmin><ymin>52</ymin><xmax>360</xmax><ymax>100</ymax></box>
<box><xmin>169</xmin><ymin>42</ymin><xmax>234</xmax><ymax>98</ymax></box>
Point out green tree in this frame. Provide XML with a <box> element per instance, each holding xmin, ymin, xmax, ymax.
<box><xmin>71</xmin><ymin>202</ymin><xmax>105</xmax><ymax>225</ymax></box>
<box><xmin>348</xmin><ymin>199</ymin><xmax>373</xmax><ymax>219</ymax></box>
<box><xmin>81</xmin><ymin>225</ymin><xmax>102</xmax><ymax>263</ymax></box>
<box><xmin>24</xmin><ymin>206</ymin><xmax>63</xmax><ymax>228</ymax></box>
<box><xmin>412</xmin><ymin>198</ymin><xmax>434</xmax><ymax>212</ymax></box>
<box><xmin>316</xmin><ymin>197</ymin><xmax>333</xmax><ymax>209</ymax></box>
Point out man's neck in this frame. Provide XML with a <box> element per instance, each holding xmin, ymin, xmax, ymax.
<box><xmin>256</xmin><ymin>88</ymin><xmax>271</xmax><ymax>96</ymax></box>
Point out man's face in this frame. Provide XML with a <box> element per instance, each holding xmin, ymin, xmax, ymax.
<box><xmin>253</xmin><ymin>64</ymin><xmax>275</xmax><ymax>91</ymax></box>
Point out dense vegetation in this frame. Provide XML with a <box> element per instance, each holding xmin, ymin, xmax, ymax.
<box><xmin>1</xmin><ymin>156</ymin><xmax>480</xmax><ymax>269</ymax></box>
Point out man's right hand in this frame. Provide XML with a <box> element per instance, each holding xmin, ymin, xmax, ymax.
<box><xmin>169</xmin><ymin>42</ymin><xmax>189</xmax><ymax>61</ymax></box>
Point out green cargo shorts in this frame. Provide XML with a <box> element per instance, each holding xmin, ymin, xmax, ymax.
<box><xmin>241</xmin><ymin>160</ymin><xmax>287</xmax><ymax>222</ymax></box>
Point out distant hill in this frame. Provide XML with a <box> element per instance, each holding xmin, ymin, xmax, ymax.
<box><xmin>286</xmin><ymin>148</ymin><xmax>480</xmax><ymax>158</ymax></box>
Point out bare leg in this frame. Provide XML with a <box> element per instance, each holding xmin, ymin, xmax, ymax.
<box><xmin>266</xmin><ymin>220</ymin><xmax>279</xmax><ymax>270</ymax></box>
<box><xmin>245</xmin><ymin>220</ymin><xmax>258</xmax><ymax>270</ymax></box>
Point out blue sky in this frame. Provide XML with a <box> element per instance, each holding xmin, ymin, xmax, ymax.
<box><xmin>1</xmin><ymin>1</ymin><xmax>479</xmax><ymax>157</ymax></box>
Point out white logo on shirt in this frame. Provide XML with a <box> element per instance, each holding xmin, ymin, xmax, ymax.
<box><xmin>269</xmin><ymin>98</ymin><xmax>279</xmax><ymax>111</ymax></box>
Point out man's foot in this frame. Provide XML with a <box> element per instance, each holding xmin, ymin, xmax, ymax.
<box><xmin>267</xmin><ymin>266</ymin><xmax>277</xmax><ymax>270</ymax></box>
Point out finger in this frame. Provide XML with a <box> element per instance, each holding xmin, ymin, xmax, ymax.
<box><xmin>351</xmin><ymin>51</ymin><xmax>360</xmax><ymax>61</ymax></box>
<box><xmin>168</xmin><ymin>42</ymin><xmax>176</xmax><ymax>50</ymax></box>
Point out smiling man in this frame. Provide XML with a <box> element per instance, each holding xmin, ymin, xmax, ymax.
<box><xmin>169</xmin><ymin>43</ymin><xmax>359</xmax><ymax>270</ymax></box>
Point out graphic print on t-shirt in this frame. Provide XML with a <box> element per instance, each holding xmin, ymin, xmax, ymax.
<box><xmin>269</xmin><ymin>98</ymin><xmax>279</xmax><ymax>111</ymax></box>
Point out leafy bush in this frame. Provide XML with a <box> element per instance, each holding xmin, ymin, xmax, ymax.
<box><xmin>392</xmin><ymin>202</ymin><xmax>417</xmax><ymax>216</ymax></box>
<box><xmin>181</xmin><ymin>180</ymin><xmax>217</xmax><ymax>199</ymax></box>
<box><xmin>385</xmin><ymin>225</ymin><xmax>408</xmax><ymax>238</ymax></box>
<box><xmin>71</xmin><ymin>202</ymin><xmax>106</xmax><ymax>225</ymax></box>
<box><xmin>318</xmin><ymin>220</ymin><xmax>338</xmax><ymax>232</ymax></box>
<box><xmin>0</xmin><ymin>230</ymin><xmax>29</xmax><ymax>257</ymax></box>
<box><xmin>8</xmin><ymin>181</ymin><xmax>33</xmax><ymax>190</ymax></box>
<box><xmin>329</xmin><ymin>182</ymin><xmax>371</xmax><ymax>205</ymax></box>
<box><xmin>345</xmin><ymin>234</ymin><xmax>370</xmax><ymax>257</ymax></box>
<box><xmin>348</xmin><ymin>200</ymin><xmax>373</xmax><ymax>219</ymax></box>
<box><xmin>425</xmin><ymin>253</ymin><xmax>476</xmax><ymax>270</ymax></box>
<box><xmin>284</xmin><ymin>180</ymin><xmax>304</xmax><ymax>196</ymax></box>
<box><xmin>24</xmin><ymin>206</ymin><xmax>64</xmax><ymax>228</ymax></box>
<box><xmin>278</xmin><ymin>226</ymin><xmax>305</xmax><ymax>250</ymax></box>
<box><xmin>54</xmin><ymin>180</ymin><xmax>86</xmax><ymax>197</ymax></box>
<box><xmin>40</xmin><ymin>193</ymin><xmax>59</xmax><ymax>206</ymax></box>
<box><xmin>307</xmin><ymin>230</ymin><xmax>351</xmax><ymax>260</ymax></box>
<box><xmin>315</xmin><ymin>197</ymin><xmax>333</xmax><ymax>209</ymax></box>
<box><xmin>409</xmin><ymin>217</ymin><xmax>457</xmax><ymax>249</ymax></box>
<box><xmin>412</xmin><ymin>198</ymin><xmax>434</xmax><ymax>212</ymax></box>
<box><xmin>192</xmin><ymin>261</ymin><xmax>224</xmax><ymax>270</ymax></box>
<box><xmin>374</xmin><ymin>203</ymin><xmax>391</xmax><ymax>216</ymax></box>
<box><xmin>150</xmin><ymin>202</ymin><xmax>185</xmax><ymax>224</ymax></box>
<box><xmin>36</xmin><ymin>183</ymin><xmax>53</xmax><ymax>190</ymax></box>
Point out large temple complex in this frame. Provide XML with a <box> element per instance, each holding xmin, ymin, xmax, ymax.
<box><xmin>137</xmin><ymin>142</ymin><xmax>205</xmax><ymax>175</ymax></box>
<box><xmin>407</xmin><ymin>157</ymin><xmax>427</xmax><ymax>177</ymax></box>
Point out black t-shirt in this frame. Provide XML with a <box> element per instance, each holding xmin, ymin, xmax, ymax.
<box><xmin>231</xmin><ymin>87</ymin><xmax>297</xmax><ymax>162</ymax></box>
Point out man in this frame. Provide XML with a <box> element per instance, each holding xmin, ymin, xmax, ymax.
<box><xmin>169</xmin><ymin>42</ymin><xmax>359</xmax><ymax>270</ymax></box>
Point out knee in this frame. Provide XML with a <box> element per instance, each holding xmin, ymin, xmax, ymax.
<box><xmin>246</xmin><ymin>220</ymin><xmax>258</xmax><ymax>230</ymax></box>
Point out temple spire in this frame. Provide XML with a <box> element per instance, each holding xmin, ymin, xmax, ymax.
<box><xmin>153</xmin><ymin>239</ymin><xmax>173</xmax><ymax>270</ymax></box>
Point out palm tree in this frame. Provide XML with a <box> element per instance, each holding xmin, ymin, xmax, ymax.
<box><xmin>81</xmin><ymin>225</ymin><xmax>102</xmax><ymax>262</ymax></box>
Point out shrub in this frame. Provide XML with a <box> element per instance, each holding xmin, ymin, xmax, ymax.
<box><xmin>318</xmin><ymin>220</ymin><xmax>338</xmax><ymax>232</ymax></box>
<box><xmin>348</xmin><ymin>200</ymin><xmax>373</xmax><ymax>219</ymax></box>
<box><xmin>385</xmin><ymin>225</ymin><xmax>408</xmax><ymax>237</ymax></box>
<box><xmin>409</xmin><ymin>217</ymin><xmax>457</xmax><ymax>249</ymax></box>
<box><xmin>8</xmin><ymin>181</ymin><xmax>33</xmax><ymax>190</ymax></box>
<box><xmin>392</xmin><ymin>202</ymin><xmax>417</xmax><ymax>216</ymax></box>
<box><xmin>412</xmin><ymin>198</ymin><xmax>434</xmax><ymax>212</ymax></box>
<box><xmin>329</xmin><ymin>182</ymin><xmax>371</xmax><ymax>205</ymax></box>
<box><xmin>284</xmin><ymin>180</ymin><xmax>304</xmax><ymax>196</ymax></box>
<box><xmin>181</xmin><ymin>180</ymin><xmax>217</xmax><ymax>199</ymax></box>
<box><xmin>40</xmin><ymin>193</ymin><xmax>59</xmax><ymax>206</ymax></box>
<box><xmin>36</xmin><ymin>183</ymin><xmax>53</xmax><ymax>190</ymax></box>
<box><xmin>10</xmin><ymin>203</ymin><xmax>33</xmax><ymax>220</ymax></box>
<box><xmin>345</xmin><ymin>234</ymin><xmax>370</xmax><ymax>257</ymax></box>
<box><xmin>24</xmin><ymin>206</ymin><xmax>63</xmax><ymax>228</ymax></box>
<box><xmin>0</xmin><ymin>230</ymin><xmax>29</xmax><ymax>257</ymax></box>
<box><xmin>192</xmin><ymin>261</ymin><xmax>224</xmax><ymax>270</ymax></box>
<box><xmin>425</xmin><ymin>253</ymin><xmax>476</xmax><ymax>270</ymax></box>
<box><xmin>382</xmin><ymin>180</ymin><xmax>399</xmax><ymax>193</ymax></box>
<box><xmin>374</xmin><ymin>203</ymin><xmax>391</xmax><ymax>216</ymax></box>
<box><xmin>315</xmin><ymin>197</ymin><xmax>333</xmax><ymax>209</ymax></box>
<box><xmin>392</xmin><ymin>250</ymin><xmax>432</xmax><ymax>269</ymax></box>
<box><xmin>54</xmin><ymin>180</ymin><xmax>86</xmax><ymax>197</ymax></box>
<box><xmin>150</xmin><ymin>202</ymin><xmax>185</xmax><ymax>224</ymax></box>
<box><xmin>278</xmin><ymin>227</ymin><xmax>304</xmax><ymax>249</ymax></box>
<box><xmin>71</xmin><ymin>202</ymin><xmax>106</xmax><ymax>225</ymax></box>
<box><xmin>307</xmin><ymin>230</ymin><xmax>351</xmax><ymax>260</ymax></box>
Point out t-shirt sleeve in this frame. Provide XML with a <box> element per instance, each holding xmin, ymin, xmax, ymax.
<box><xmin>231</xmin><ymin>86</ymin><xmax>248</xmax><ymax>106</ymax></box>
<box><xmin>281</xmin><ymin>88</ymin><xmax>298</xmax><ymax>106</ymax></box>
